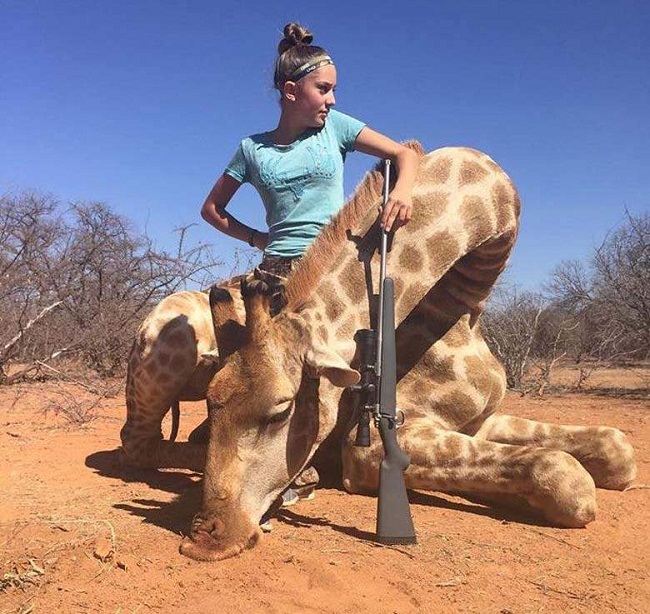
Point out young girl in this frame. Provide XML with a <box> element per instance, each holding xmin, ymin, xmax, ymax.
<box><xmin>200</xmin><ymin>22</ymin><xmax>420</xmax><ymax>511</ymax></box>
<box><xmin>201</xmin><ymin>22</ymin><xmax>420</xmax><ymax>280</ymax></box>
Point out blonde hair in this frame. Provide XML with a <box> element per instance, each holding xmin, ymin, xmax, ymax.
<box><xmin>274</xmin><ymin>23</ymin><xmax>332</xmax><ymax>90</ymax></box>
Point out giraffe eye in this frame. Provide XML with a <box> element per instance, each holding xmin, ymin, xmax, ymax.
<box><xmin>264</xmin><ymin>400</ymin><xmax>293</xmax><ymax>425</ymax></box>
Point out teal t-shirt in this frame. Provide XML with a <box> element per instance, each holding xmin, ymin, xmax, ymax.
<box><xmin>225</xmin><ymin>109</ymin><xmax>366</xmax><ymax>257</ymax></box>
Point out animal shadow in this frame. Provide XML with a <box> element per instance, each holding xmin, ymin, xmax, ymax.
<box><xmin>85</xmin><ymin>448</ymin><xmax>202</xmax><ymax>535</ymax></box>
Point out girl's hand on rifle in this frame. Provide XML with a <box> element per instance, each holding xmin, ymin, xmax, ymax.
<box><xmin>381</xmin><ymin>189</ymin><xmax>413</xmax><ymax>232</ymax></box>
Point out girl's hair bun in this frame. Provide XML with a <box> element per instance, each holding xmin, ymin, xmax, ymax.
<box><xmin>278</xmin><ymin>22</ymin><xmax>314</xmax><ymax>55</ymax></box>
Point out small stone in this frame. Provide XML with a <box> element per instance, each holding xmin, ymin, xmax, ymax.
<box><xmin>93</xmin><ymin>537</ymin><xmax>114</xmax><ymax>562</ymax></box>
<box><xmin>116</xmin><ymin>555</ymin><xmax>136</xmax><ymax>571</ymax></box>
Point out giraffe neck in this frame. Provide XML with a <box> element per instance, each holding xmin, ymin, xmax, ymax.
<box><xmin>284</xmin><ymin>146</ymin><xmax>520</xmax><ymax>363</ymax></box>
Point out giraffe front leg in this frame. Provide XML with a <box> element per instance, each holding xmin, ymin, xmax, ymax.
<box><xmin>121</xmin><ymin>390</ymin><xmax>207</xmax><ymax>473</ymax></box>
<box><xmin>343</xmin><ymin>422</ymin><xmax>596</xmax><ymax>528</ymax></box>
<box><xmin>405</xmin><ymin>424</ymin><xmax>597</xmax><ymax>527</ymax></box>
<box><xmin>474</xmin><ymin>415</ymin><xmax>636</xmax><ymax>490</ymax></box>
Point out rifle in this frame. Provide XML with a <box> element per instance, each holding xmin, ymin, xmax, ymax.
<box><xmin>350</xmin><ymin>160</ymin><xmax>416</xmax><ymax>545</ymax></box>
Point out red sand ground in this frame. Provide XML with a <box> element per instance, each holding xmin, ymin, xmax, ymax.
<box><xmin>1</xmin><ymin>383</ymin><xmax>648</xmax><ymax>613</ymax></box>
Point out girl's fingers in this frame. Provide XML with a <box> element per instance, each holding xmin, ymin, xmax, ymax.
<box><xmin>381</xmin><ymin>199</ymin><xmax>412</xmax><ymax>231</ymax></box>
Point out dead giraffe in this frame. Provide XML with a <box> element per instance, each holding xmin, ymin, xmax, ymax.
<box><xmin>121</xmin><ymin>146</ymin><xmax>636</xmax><ymax>562</ymax></box>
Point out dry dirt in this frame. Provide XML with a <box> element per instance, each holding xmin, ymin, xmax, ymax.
<box><xmin>1</xmin><ymin>378</ymin><xmax>648</xmax><ymax>613</ymax></box>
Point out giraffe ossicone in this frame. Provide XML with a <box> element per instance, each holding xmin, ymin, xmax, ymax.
<box><xmin>120</xmin><ymin>145</ymin><xmax>637</xmax><ymax>562</ymax></box>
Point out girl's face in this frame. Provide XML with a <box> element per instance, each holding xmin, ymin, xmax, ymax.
<box><xmin>289</xmin><ymin>64</ymin><xmax>337</xmax><ymax>128</ymax></box>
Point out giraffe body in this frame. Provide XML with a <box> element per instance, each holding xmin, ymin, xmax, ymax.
<box><xmin>120</xmin><ymin>146</ymin><xmax>636</xmax><ymax>562</ymax></box>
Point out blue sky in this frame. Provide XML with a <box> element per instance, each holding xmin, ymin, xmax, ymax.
<box><xmin>2</xmin><ymin>1</ymin><xmax>648</xmax><ymax>289</ymax></box>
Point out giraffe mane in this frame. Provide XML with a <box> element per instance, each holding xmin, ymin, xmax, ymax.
<box><xmin>285</xmin><ymin>140</ymin><xmax>426</xmax><ymax>311</ymax></box>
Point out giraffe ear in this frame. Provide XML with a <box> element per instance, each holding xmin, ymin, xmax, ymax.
<box><xmin>304</xmin><ymin>330</ymin><xmax>360</xmax><ymax>388</ymax></box>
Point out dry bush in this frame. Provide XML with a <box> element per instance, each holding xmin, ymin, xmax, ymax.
<box><xmin>1</xmin><ymin>191</ymin><xmax>224</xmax><ymax>384</ymax></box>
<box><xmin>546</xmin><ymin>211</ymin><xmax>649</xmax><ymax>364</ymax></box>
<box><xmin>484</xmin><ymin>212</ymin><xmax>649</xmax><ymax>392</ymax></box>
<box><xmin>481</xmin><ymin>286</ymin><xmax>544</xmax><ymax>389</ymax></box>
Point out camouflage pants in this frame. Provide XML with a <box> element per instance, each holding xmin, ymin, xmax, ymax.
<box><xmin>255</xmin><ymin>255</ymin><xmax>302</xmax><ymax>317</ymax></box>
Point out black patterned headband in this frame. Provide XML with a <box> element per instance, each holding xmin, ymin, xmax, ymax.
<box><xmin>275</xmin><ymin>54</ymin><xmax>334</xmax><ymax>86</ymax></box>
<box><xmin>289</xmin><ymin>55</ymin><xmax>334</xmax><ymax>81</ymax></box>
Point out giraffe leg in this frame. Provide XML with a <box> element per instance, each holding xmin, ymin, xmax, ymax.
<box><xmin>474</xmin><ymin>415</ymin><xmax>636</xmax><ymax>490</ymax></box>
<box><xmin>342</xmin><ymin>422</ymin><xmax>597</xmax><ymax>528</ymax></box>
<box><xmin>120</xmin><ymin>411</ymin><xmax>206</xmax><ymax>471</ymax></box>
<box><xmin>122</xmin><ymin>364</ymin><xmax>206</xmax><ymax>471</ymax></box>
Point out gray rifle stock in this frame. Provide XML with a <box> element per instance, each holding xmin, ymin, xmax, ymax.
<box><xmin>351</xmin><ymin>159</ymin><xmax>416</xmax><ymax>545</ymax></box>
<box><xmin>375</xmin><ymin>276</ymin><xmax>416</xmax><ymax>544</ymax></box>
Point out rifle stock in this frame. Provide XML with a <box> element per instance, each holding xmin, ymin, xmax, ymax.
<box><xmin>376</xmin><ymin>277</ymin><xmax>416</xmax><ymax>544</ymax></box>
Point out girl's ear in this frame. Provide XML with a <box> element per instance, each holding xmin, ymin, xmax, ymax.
<box><xmin>283</xmin><ymin>81</ymin><xmax>297</xmax><ymax>102</ymax></box>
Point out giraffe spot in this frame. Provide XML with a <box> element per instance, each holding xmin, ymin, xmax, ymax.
<box><xmin>326</xmin><ymin>297</ymin><xmax>346</xmax><ymax>322</ymax></box>
<box><xmin>421</xmin><ymin>351</ymin><xmax>456</xmax><ymax>385</ymax></box>
<box><xmin>426</xmin><ymin>230</ymin><xmax>462</xmax><ymax>279</ymax></box>
<box><xmin>336</xmin><ymin>315</ymin><xmax>357</xmax><ymax>340</ymax></box>
<box><xmin>441</xmin><ymin>435</ymin><xmax>464</xmax><ymax>459</ymax></box>
<box><xmin>460</xmin><ymin>195</ymin><xmax>492</xmax><ymax>246</ymax></box>
<box><xmin>318</xmin><ymin>280</ymin><xmax>336</xmax><ymax>301</ymax></box>
<box><xmin>317</xmin><ymin>325</ymin><xmax>330</xmax><ymax>343</ymax></box>
<box><xmin>340</xmin><ymin>258</ymin><xmax>366</xmax><ymax>303</ymax></box>
<box><xmin>398</xmin><ymin>245</ymin><xmax>424</xmax><ymax>273</ymax></box>
<box><xmin>493</xmin><ymin>179</ymin><xmax>519</xmax><ymax>228</ymax></box>
<box><xmin>434</xmin><ymin>389</ymin><xmax>481</xmax><ymax>429</ymax></box>
<box><xmin>423</xmin><ymin>155</ymin><xmax>452</xmax><ymax>184</ymax></box>
<box><xmin>406</xmin><ymin>192</ymin><xmax>449</xmax><ymax>234</ymax></box>
<box><xmin>492</xmin><ymin>180</ymin><xmax>511</xmax><ymax>209</ymax></box>
<box><xmin>158</xmin><ymin>352</ymin><xmax>171</xmax><ymax>365</ymax></box>
<box><xmin>463</xmin><ymin>355</ymin><xmax>494</xmax><ymax>397</ymax></box>
<box><xmin>459</xmin><ymin>160</ymin><xmax>488</xmax><ymax>186</ymax></box>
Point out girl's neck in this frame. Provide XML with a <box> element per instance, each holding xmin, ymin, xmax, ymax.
<box><xmin>270</xmin><ymin>111</ymin><xmax>311</xmax><ymax>145</ymax></box>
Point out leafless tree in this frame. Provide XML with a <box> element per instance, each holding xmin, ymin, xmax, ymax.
<box><xmin>547</xmin><ymin>211</ymin><xmax>649</xmax><ymax>364</ymax></box>
<box><xmin>481</xmin><ymin>285</ymin><xmax>545</xmax><ymax>389</ymax></box>
<box><xmin>1</xmin><ymin>191</ymin><xmax>224</xmax><ymax>383</ymax></box>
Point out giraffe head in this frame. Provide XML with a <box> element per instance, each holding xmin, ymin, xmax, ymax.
<box><xmin>179</xmin><ymin>278</ymin><xmax>358</xmax><ymax>561</ymax></box>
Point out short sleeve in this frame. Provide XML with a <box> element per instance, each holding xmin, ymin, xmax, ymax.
<box><xmin>224</xmin><ymin>142</ymin><xmax>248</xmax><ymax>183</ymax></box>
<box><xmin>328</xmin><ymin>110</ymin><xmax>366</xmax><ymax>153</ymax></box>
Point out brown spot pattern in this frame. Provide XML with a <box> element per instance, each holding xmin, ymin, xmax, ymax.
<box><xmin>336</xmin><ymin>314</ymin><xmax>357</xmax><ymax>340</ymax></box>
<box><xmin>442</xmin><ymin>321</ymin><xmax>472</xmax><ymax>348</ymax></box>
<box><xmin>398</xmin><ymin>245</ymin><xmax>424</xmax><ymax>273</ymax></box>
<box><xmin>463</xmin><ymin>355</ymin><xmax>494</xmax><ymax>397</ymax></box>
<box><xmin>424</xmin><ymin>156</ymin><xmax>453</xmax><ymax>185</ymax></box>
<box><xmin>434</xmin><ymin>389</ymin><xmax>481</xmax><ymax>429</ymax></box>
<box><xmin>340</xmin><ymin>259</ymin><xmax>366</xmax><ymax>304</ymax></box>
<box><xmin>459</xmin><ymin>161</ymin><xmax>488</xmax><ymax>186</ymax></box>
<box><xmin>326</xmin><ymin>297</ymin><xmax>346</xmax><ymax>322</ymax></box>
<box><xmin>317</xmin><ymin>325</ymin><xmax>330</xmax><ymax>343</ymax></box>
<box><xmin>405</xmin><ymin>192</ymin><xmax>450</xmax><ymax>234</ymax></box>
<box><xmin>460</xmin><ymin>195</ymin><xmax>492</xmax><ymax>246</ymax></box>
<box><xmin>426</xmin><ymin>230</ymin><xmax>462</xmax><ymax>279</ymax></box>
